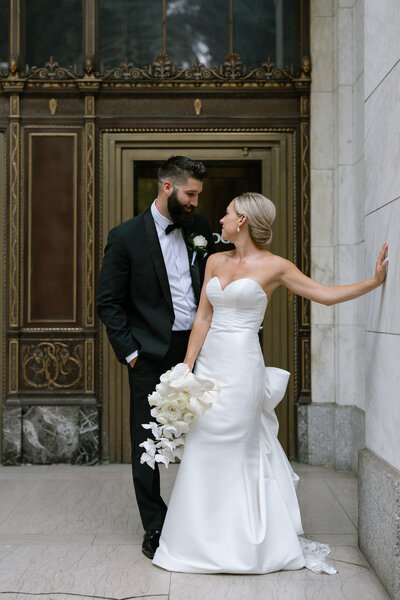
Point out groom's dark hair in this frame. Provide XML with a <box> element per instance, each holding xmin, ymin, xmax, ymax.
<box><xmin>158</xmin><ymin>156</ymin><xmax>207</xmax><ymax>188</ymax></box>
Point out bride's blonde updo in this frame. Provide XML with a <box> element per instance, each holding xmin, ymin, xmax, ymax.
<box><xmin>233</xmin><ymin>192</ymin><xmax>276</xmax><ymax>247</ymax></box>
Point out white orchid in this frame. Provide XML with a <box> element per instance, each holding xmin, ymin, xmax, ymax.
<box><xmin>140</xmin><ymin>452</ymin><xmax>156</xmax><ymax>469</ymax></box>
<box><xmin>142</xmin><ymin>422</ymin><xmax>163</xmax><ymax>440</ymax></box>
<box><xmin>162</xmin><ymin>422</ymin><xmax>190</xmax><ymax>438</ymax></box>
<box><xmin>139</xmin><ymin>438</ymin><xmax>157</xmax><ymax>456</ymax></box>
<box><xmin>141</xmin><ymin>363</ymin><xmax>219</xmax><ymax>469</ymax></box>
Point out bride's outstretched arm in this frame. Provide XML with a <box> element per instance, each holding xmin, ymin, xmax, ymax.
<box><xmin>184</xmin><ymin>256</ymin><xmax>216</xmax><ymax>371</ymax></box>
<box><xmin>279</xmin><ymin>242</ymin><xmax>388</xmax><ymax>306</ymax></box>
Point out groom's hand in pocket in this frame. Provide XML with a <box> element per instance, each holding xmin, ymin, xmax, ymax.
<box><xmin>129</xmin><ymin>356</ymin><xmax>138</xmax><ymax>368</ymax></box>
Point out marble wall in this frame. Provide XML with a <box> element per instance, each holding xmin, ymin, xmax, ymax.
<box><xmin>363</xmin><ymin>0</ymin><xmax>400</xmax><ymax>474</ymax></box>
<box><xmin>310</xmin><ymin>2</ymin><xmax>400</xmax><ymax>596</ymax></box>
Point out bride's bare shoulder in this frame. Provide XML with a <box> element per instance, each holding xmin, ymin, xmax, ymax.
<box><xmin>206</xmin><ymin>250</ymin><xmax>234</xmax><ymax>268</ymax></box>
<box><xmin>260</xmin><ymin>251</ymin><xmax>291</xmax><ymax>274</ymax></box>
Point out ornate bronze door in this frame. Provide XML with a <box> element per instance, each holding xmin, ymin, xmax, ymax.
<box><xmin>101</xmin><ymin>130</ymin><xmax>296</xmax><ymax>462</ymax></box>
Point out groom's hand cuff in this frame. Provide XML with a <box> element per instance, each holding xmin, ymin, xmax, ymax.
<box><xmin>126</xmin><ymin>350</ymin><xmax>138</xmax><ymax>364</ymax></box>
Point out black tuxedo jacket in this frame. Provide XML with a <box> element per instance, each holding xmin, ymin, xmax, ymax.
<box><xmin>96</xmin><ymin>208</ymin><xmax>216</xmax><ymax>364</ymax></box>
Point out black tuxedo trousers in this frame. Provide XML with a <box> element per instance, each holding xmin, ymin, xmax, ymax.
<box><xmin>96</xmin><ymin>209</ymin><xmax>215</xmax><ymax>532</ymax></box>
<box><xmin>128</xmin><ymin>330</ymin><xmax>190</xmax><ymax>531</ymax></box>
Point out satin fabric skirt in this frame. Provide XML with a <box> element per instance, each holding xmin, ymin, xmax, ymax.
<box><xmin>153</xmin><ymin>326</ymin><xmax>305</xmax><ymax>574</ymax></box>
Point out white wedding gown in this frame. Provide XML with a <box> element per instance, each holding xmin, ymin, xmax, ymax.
<box><xmin>153</xmin><ymin>277</ymin><xmax>336</xmax><ymax>574</ymax></box>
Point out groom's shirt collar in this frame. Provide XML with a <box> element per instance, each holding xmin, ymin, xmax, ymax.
<box><xmin>151</xmin><ymin>199</ymin><xmax>173</xmax><ymax>232</ymax></box>
<box><xmin>149</xmin><ymin>199</ymin><xmax>196</xmax><ymax>332</ymax></box>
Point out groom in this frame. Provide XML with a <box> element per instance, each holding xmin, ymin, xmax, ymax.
<box><xmin>96</xmin><ymin>156</ymin><xmax>215</xmax><ymax>559</ymax></box>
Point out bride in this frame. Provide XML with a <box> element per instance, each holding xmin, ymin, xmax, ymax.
<box><xmin>152</xmin><ymin>192</ymin><xmax>388</xmax><ymax>574</ymax></box>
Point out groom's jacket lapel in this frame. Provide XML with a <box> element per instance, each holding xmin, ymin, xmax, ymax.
<box><xmin>143</xmin><ymin>208</ymin><xmax>174</xmax><ymax>312</ymax></box>
<box><xmin>183</xmin><ymin>226</ymin><xmax>201</xmax><ymax>304</ymax></box>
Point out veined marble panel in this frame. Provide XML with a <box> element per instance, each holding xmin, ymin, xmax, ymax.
<box><xmin>365</xmin><ymin>199</ymin><xmax>400</xmax><ymax>334</ymax></box>
<box><xmin>365</xmin><ymin>331</ymin><xmax>400</xmax><ymax>472</ymax></box>
<box><xmin>310</xmin><ymin>92</ymin><xmax>335</xmax><ymax>170</ymax></box>
<box><xmin>2</xmin><ymin>406</ymin><xmax>21</xmax><ymax>465</ymax></box>
<box><xmin>337</xmin><ymin>8</ymin><xmax>354</xmax><ymax>85</ymax></box>
<box><xmin>311</xmin><ymin>325</ymin><xmax>335</xmax><ymax>403</ymax></box>
<box><xmin>311</xmin><ymin>169</ymin><xmax>335</xmax><ymax>247</ymax></box>
<box><xmin>22</xmin><ymin>407</ymin><xmax>80</xmax><ymax>464</ymax></box>
<box><xmin>79</xmin><ymin>407</ymin><xmax>99</xmax><ymax>465</ymax></box>
<box><xmin>365</xmin><ymin>61</ymin><xmax>400</xmax><ymax>214</ymax></box>
<box><xmin>311</xmin><ymin>16</ymin><xmax>334</xmax><ymax>92</ymax></box>
<box><xmin>337</xmin><ymin>85</ymin><xmax>354</xmax><ymax>165</ymax></box>
<box><xmin>365</xmin><ymin>0</ymin><xmax>400</xmax><ymax>99</ymax></box>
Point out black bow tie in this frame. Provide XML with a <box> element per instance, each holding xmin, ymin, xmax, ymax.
<box><xmin>165</xmin><ymin>223</ymin><xmax>182</xmax><ymax>235</ymax></box>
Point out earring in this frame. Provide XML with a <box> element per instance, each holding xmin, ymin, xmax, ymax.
<box><xmin>237</xmin><ymin>226</ymin><xmax>240</xmax><ymax>232</ymax></box>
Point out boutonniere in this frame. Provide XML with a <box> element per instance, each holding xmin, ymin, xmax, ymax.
<box><xmin>186</xmin><ymin>233</ymin><xmax>208</xmax><ymax>266</ymax></box>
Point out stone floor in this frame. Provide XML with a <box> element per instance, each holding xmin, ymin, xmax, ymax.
<box><xmin>0</xmin><ymin>462</ymin><xmax>389</xmax><ymax>600</ymax></box>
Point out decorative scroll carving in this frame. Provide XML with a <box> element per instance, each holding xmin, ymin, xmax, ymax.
<box><xmin>84</xmin><ymin>100</ymin><xmax>95</xmax><ymax>327</ymax></box>
<box><xmin>102</xmin><ymin>53</ymin><xmax>303</xmax><ymax>87</ymax></box>
<box><xmin>25</xmin><ymin>57</ymin><xmax>80</xmax><ymax>81</ymax></box>
<box><xmin>300</xmin><ymin>121</ymin><xmax>310</xmax><ymax>328</ymax></box>
<box><xmin>21</xmin><ymin>341</ymin><xmax>83</xmax><ymax>390</ymax></box>
<box><xmin>9</xmin><ymin>95</ymin><xmax>20</xmax><ymax>328</ymax></box>
<box><xmin>2</xmin><ymin>54</ymin><xmax>310</xmax><ymax>90</ymax></box>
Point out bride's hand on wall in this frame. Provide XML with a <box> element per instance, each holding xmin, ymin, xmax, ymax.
<box><xmin>374</xmin><ymin>242</ymin><xmax>388</xmax><ymax>286</ymax></box>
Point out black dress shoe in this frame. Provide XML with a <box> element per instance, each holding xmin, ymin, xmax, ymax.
<box><xmin>142</xmin><ymin>529</ymin><xmax>162</xmax><ymax>559</ymax></box>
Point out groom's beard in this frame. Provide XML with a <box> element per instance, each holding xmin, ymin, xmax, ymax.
<box><xmin>167</xmin><ymin>188</ymin><xmax>194</xmax><ymax>229</ymax></box>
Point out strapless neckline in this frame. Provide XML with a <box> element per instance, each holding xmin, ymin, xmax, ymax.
<box><xmin>210</xmin><ymin>276</ymin><xmax>267</xmax><ymax>298</ymax></box>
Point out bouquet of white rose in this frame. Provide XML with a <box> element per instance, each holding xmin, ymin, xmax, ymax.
<box><xmin>139</xmin><ymin>363</ymin><xmax>219</xmax><ymax>469</ymax></box>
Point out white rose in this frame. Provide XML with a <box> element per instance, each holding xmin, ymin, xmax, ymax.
<box><xmin>193</xmin><ymin>235</ymin><xmax>207</xmax><ymax>248</ymax></box>
<box><xmin>148</xmin><ymin>390</ymin><xmax>163</xmax><ymax>406</ymax></box>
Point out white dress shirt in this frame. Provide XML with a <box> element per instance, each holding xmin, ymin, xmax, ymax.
<box><xmin>126</xmin><ymin>200</ymin><xmax>197</xmax><ymax>363</ymax></box>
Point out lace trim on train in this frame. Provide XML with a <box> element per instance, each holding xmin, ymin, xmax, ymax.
<box><xmin>298</xmin><ymin>537</ymin><xmax>337</xmax><ymax>574</ymax></box>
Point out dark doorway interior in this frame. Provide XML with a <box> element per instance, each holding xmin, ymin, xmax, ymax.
<box><xmin>133</xmin><ymin>160</ymin><xmax>262</xmax><ymax>251</ymax></box>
